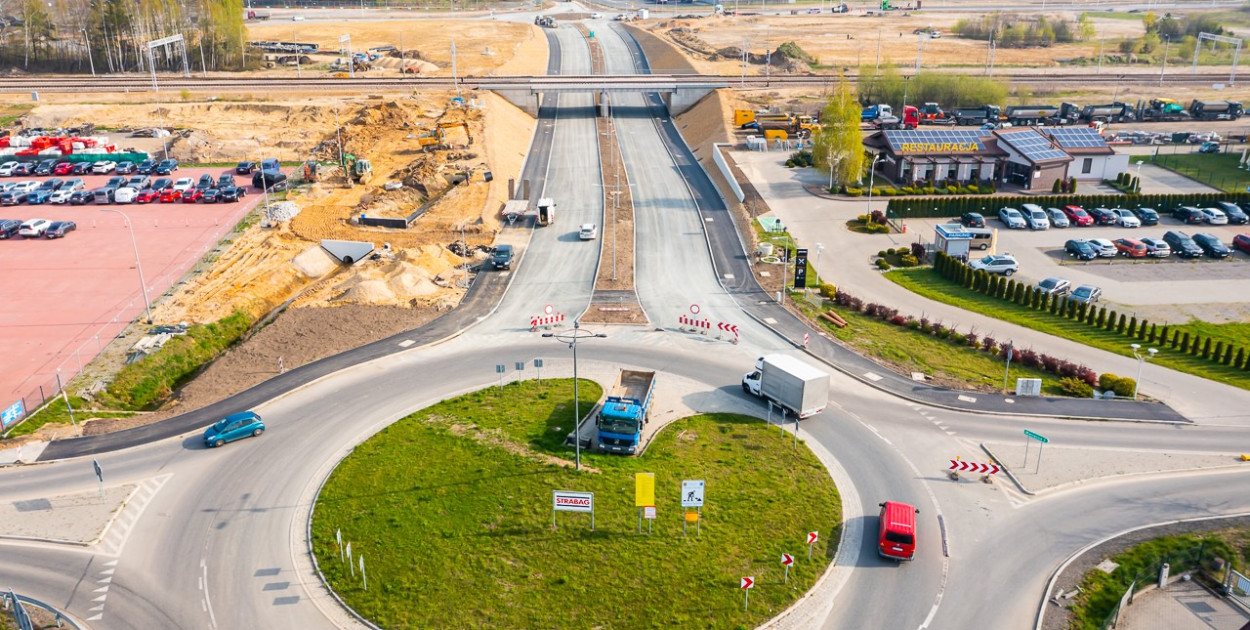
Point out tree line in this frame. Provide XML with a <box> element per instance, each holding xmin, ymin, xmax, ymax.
<box><xmin>951</xmin><ymin>13</ymin><xmax>1093</xmax><ymax>48</ymax></box>
<box><xmin>0</xmin><ymin>0</ymin><xmax>246</xmax><ymax>73</ymax></box>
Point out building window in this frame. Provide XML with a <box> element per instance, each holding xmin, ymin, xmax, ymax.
<box><xmin>1082</xmin><ymin>158</ymin><xmax>1093</xmax><ymax>174</ymax></box>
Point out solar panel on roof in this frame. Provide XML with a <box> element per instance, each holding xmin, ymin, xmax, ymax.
<box><xmin>1042</xmin><ymin>127</ymin><xmax>1109</xmax><ymax>149</ymax></box>
<box><xmin>884</xmin><ymin>129</ymin><xmax>991</xmax><ymax>151</ymax></box>
<box><xmin>1000</xmin><ymin>130</ymin><xmax>1069</xmax><ymax>161</ymax></box>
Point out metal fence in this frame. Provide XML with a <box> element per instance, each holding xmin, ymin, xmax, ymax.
<box><xmin>1098</xmin><ymin>542</ymin><xmax>1221</xmax><ymax>629</ymax></box>
<box><xmin>1228</xmin><ymin>568</ymin><xmax>1250</xmax><ymax>610</ymax></box>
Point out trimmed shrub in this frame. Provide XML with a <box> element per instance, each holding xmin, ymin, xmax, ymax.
<box><xmin>1013</xmin><ymin>282</ymin><xmax>1026</xmax><ymax>304</ymax></box>
<box><xmin>876</xmin><ymin>258</ymin><xmax>890</xmax><ymax>269</ymax></box>
<box><xmin>982</xmin><ymin>335</ymin><xmax>998</xmax><ymax>354</ymax></box>
<box><xmin>1160</xmin><ymin>325</ymin><xmax>1171</xmax><ymax>347</ymax></box>
<box><xmin>1180</xmin><ymin>332</ymin><xmax>1191</xmax><ymax>352</ymax></box>
<box><xmin>1031</xmin><ymin>287</ymin><xmax>1042</xmax><ymax>310</ymax></box>
<box><xmin>1147</xmin><ymin>323</ymin><xmax>1157</xmax><ymax>343</ymax></box>
<box><xmin>1059</xmin><ymin>376</ymin><xmax>1093</xmax><ymax>397</ymax></box>
<box><xmin>1223</xmin><ymin>344</ymin><xmax>1235</xmax><ymax>366</ymax></box>
<box><xmin>1137</xmin><ymin>320</ymin><xmax>1148</xmax><ymax>340</ymax></box>
<box><xmin>1211</xmin><ymin>340</ymin><xmax>1222</xmax><ymax>361</ymax></box>
<box><xmin>1117</xmin><ymin>314</ymin><xmax>1127</xmax><ymax>334</ymax></box>
<box><xmin>1105</xmin><ymin>310</ymin><xmax>1118</xmax><ymax>331</ymax></box>
<box><xmin>1077</xmin><ymin>302</ymin><xmax>1089</xmax><ymax>323</ymax></box>
<box><xmin>1099</xmin><ymin>373</ymin><xmax>1121</xmax><ymax>392</ymax></box>
<box><xmin>1237</xmin><ymin>348</ymin><xmax>1246</xmax><ymax>369</ymax></box>
<box><xmin>1110</xmin><ymin>376</ymin><xmax>1136</xmax><ymax>398</ymax></box>
<box><xmin>1127</xmin><ymin>316</ymin><xmax>1138</xmax><ymax>337</ymax></box>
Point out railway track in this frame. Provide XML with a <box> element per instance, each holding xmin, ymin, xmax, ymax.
<box><xmin>3</xmin><ymin>72</ymin><xmax>1238</xmax><ymax>93</ymax></box>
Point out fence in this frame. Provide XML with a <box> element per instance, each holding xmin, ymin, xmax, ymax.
<box><xmin>1229</xmin><ymin>568</ymin><xmax>1250</xmax><ymax>610</ymax></box>
<box><xmin>1096</xmin><ymin>542</ymin><xmax>1222</xmax><ymax>630</ymax></box>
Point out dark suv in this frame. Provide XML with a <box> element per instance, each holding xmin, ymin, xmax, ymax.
<box><xmin>155</xmin><ymin>159</ymin><xmax>179</xmax><ymax>175</ymax></box>
<box><xmin>491</xmin><ymin>244</ymin><xmax>514</xmax><ymax>270</ymax></box>
<box><xmin>959</xmin><ymin>212</ymin><xmax>985</xmax><ymax>228</ymax></box>
<box><xmin>1172</xmin><ymin>206</ymin><xmax>1206</xmax><ymax>224</ymax></box>
<box><xmin>0</xmin><ymin>219</ymin><xmax>20</xmax><ymax>239</ymax></box>
<box><xmin>136</xmin><ymin>159</ymin><xmax>157</xmax><ymax>174</ymax></box>
<box><xmin>1192</xmin><ymin>233</ymin><xmax>1231</xmax><ymax>258</ymax></box>
<box><xmin>1064</xmin><ymin>239</ymin><xmax>1097</xmax><ymax>261</ymax></box>
<box><xmin>1215</xmin><ymin>201</ymin><xmax>1249</xmax><ymax>225</ymax></box>
<box><xmin>1162</xmin><ymin>230</ymin><xmax>1204</xmax><ymax>258</ymax></box>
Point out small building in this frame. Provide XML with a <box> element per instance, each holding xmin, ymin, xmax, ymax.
<box><xmin>994</xmin><ymin>128</ymin><xmax>1073</xmax><ymax>192</ymax></box>
<box><xmin>933</xmin><ymin>223</ymin><xmax>973</xmax><ymax>261</ymax></box>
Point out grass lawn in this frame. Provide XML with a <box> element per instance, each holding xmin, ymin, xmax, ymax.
<box><xmin>1153</xmin><ymin>152</ymin><xmax>1250</xmax><ymax>194</ymax></box>
<box><xmin>886</xmin><ymin>268</ymin><xmax>1250</xmax><ymax>390</ymax></box>
<box><xmin>1</xmin><ymin>396</ymin><xmax>135</xmax><ymax>439</ymax></box>
<box><xmin>793</xmin><ymin>295</ymin><xmax>1067</xmax><ymax>395</ymax></box>
<box><xmin>311</xmin><ymin>379</ymin><xmax>840</xmax><ymax>629</ymax></box>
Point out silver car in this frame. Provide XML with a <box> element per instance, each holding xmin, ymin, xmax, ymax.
<box><xmin>998</xmin><ymin>207</ymin><xmax>1027</xmax><ymax>229</ymax></box>
<box><xmin>1088</xmin><ymin>238</ymin><xmax>1118</xmax><ymax>258</ymax></box>
<box><xmin>1045</xmin><ymin>207</ymin><xmax>1070</xmax><ymax>228</ymax></box>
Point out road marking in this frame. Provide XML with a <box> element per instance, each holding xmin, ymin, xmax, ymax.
<box><xmin>201</xmin><ymin>557</ymin><xmax>218</xmax><ymax>630</ymax></box>
<box><xmin>93</xmin><ymin>474</ymin><xmax>171</xmax><ymax>557</ymax></box>
<box><xmin>957</xmin><ymin>394</ymin><xmax>977</xmax><ymax>403</ymax></box>
<box><xmin>723</xmin><ymin>273</ymin><xmax>734</xmax><ymax>279</ymax></box>
<box><xmin>863</xmin><ymin>372</ymin><xmax>882</xmax><ymax>382</ymax></box>
<box><xmin>398</xmin><ymin>339</ymin><xmax>415</xmax><ymax>348</ymax></box>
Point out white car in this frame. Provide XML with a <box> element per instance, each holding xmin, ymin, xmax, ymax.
<box><xmin>92</xmin><ymin>160</ymin><xmax>118</xmax><ymax>174</ymax></box>
<box><xmin>48</xmin><ymin>189</ymin><xmax>74</xmax><ymax>204</ymax></box>
<box><xmin>579</xmin><ymin>223</ymin><xmax>598</xmax><ymax>240</ymax></box>
<box><xmin>1045</xmin><ymin>207</ymin><xmax>1069</xmax><ymax>228</ymax></box>
<box><xmin>1088</xmin><ymin>237</ymin><xmax>1118</xmax><ymax>258</ymax></box>
<box><xmin>1140</xmin><ymin>237</ymin><xmax>1172</xmax><ymax>257</ymax></box>
<box><xmin>0</xmin><ymin>182</ymin><xmax>15</xmax><ymax>193</ymax></box>
<box><xmin>18</xmin><ymin>218</ymin><xmax>51</xmax><ymax>237</ymax></box>
<box><xmin>969</xmin><ymin>253</ymin><xmax>1019</xmax><ymax>276</ymax></box>
<box><xmin>173</xmin><ymin>177</ymin><xmax>195</xmax><ymax>192</ymax></box>
<box><xmin>1200</xmin><ymin>207</ymin><xmax>1229</xmax><ymax>225</ymax></box>
<box><xmin>1113</xmin><ymin>208</ymin><xmax>1141</xmax><ymax>228</ymax></box>
<box><xmin>998</xmin><ymin>207</ymin><xmax>1027</xmax><ymax>229</ymax></box>
<box><xmin>12</xmin><ymin>180</ymin><xmax>39</xmax><ymax>193</ymax></box>
<box><xmin>1021</xmin><ymin>204</ymin><xmax>1049</xmax><ymax>230</ymax></box>
<box><xmin>0</xmin><ymin>161</ymin><xmax>18</xmax><ymax>176</ymax></box>
<box><xmin>112</xmin><ymin>186</ymin><xmax>138</xmax><ymax>204</ymax></box>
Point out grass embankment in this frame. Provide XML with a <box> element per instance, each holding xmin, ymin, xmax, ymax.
<box><xmin>2</xmin><ymin>396</ymin><xmax>134</xmax><ymax>439</ymax></box>
<box><xmin>1154</xmin><ymin>152</ymin><xmax>1250</xmax><ymax>194</ymax></box>
<box><xmin>1069</xmin><ymin>532</ymin><xmax>1244</xmax><ymax>630</ymax></box>
<box><xmin>312</xmin><ymin>379</ymin><xmax>840</xmax><ymax>629</ymax></box>
<box><xmin>792</xmin><ymin>295</ymin><xmax>1067</xmax><ymax>395</ymax></box>
<box><xmin>886</xmin><ymin>268</ymin><xmax>1250</xmax><ymax>390</ymax></box>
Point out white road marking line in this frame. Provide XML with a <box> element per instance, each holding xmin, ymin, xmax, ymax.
<box><xmin>957</xmin><ymin>394</ymin><xmax>977</xmax><ymax>403</ymax></box>
<box><xmin>398</xmin><ymin>339</ymin><xmax>415</xmax><ymax>347</ymax></box>
<box><xmin>201</xmin><ymin>557</ymin><xmax>218</xmax><ymax>630</ymax></box>
<box><xmin>863</xmin><ymin>372</ymin><xmax>882</xmax><ymax>382</ymax></box>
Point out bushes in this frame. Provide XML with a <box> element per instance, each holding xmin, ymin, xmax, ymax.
<box><xmin>1059</xmin><ymin>377</ymin><xmax>1094</xmax><ymax>397</ymax></box>
<box><xmin>785</xmin><ymin>149</ymin><xmax>814</xmax><ymax>168</ymax></box>
<box><xmin>1098</xmin><ymin>373</ymin><xmax>1137</xmax><ymax>398</ymax></box>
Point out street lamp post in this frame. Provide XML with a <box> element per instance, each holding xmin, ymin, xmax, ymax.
<box><xmin>866</xmin><ymin>153</ymin><xmax>883</xmax><ymax>216</ymax></box>
<box><xmin>1160</xmin><ymin>35</ymin><xmax>1171</xmax><ymax>86</ymax></box>
<box><xmin>814</xmin><ymin>242</ymin><xmax>824</xmax><ymax>286</ymax></box>
<box><xmin>100</xmin><ymin>208</ymin><xmax>153</xmax><ymax>324</ymax></box>
<box><xmin>1130</xmin><ymin>343</ymin><xmax>1157</xmax><ymax>400</ymax></box>
<box><xmin>542</xmin><ymin>321</ymin><xmax>607</xmax><ymax>471</ymax></box>
<box><xmin>1135</xmin><ymin>160</ymin><xmax>1144</xmax><ymax>193</ymax></box>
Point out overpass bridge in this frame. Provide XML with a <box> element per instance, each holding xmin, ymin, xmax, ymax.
<box><xmin>474</xmin><ymin>74</ymin><xmax>730</xmax><ymax>115</ymax></box>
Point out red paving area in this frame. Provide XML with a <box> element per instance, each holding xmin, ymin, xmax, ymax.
<box><xmin>0</xmin><ymin>168</ymin><xmax>263</xmax><ymax>414</ymax></box>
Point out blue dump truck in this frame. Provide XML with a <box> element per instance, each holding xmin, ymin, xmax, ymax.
<box><xmin>596</xmin><ymin>369</ymin><xmax>656</xmax><ymax>455</ymax></box>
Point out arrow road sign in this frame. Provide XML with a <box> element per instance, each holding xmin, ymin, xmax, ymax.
<box><xmin>806</xmin><ymin>531</ymin><xmax>818</xmax><ymax>545</ymax></box>
<box><xmin>949</xmin><ymin>460</ymin><xmax>1001</xmax><ymax>474</ymax></box>
<box><xmin>781</xmin><ymin>553</ymin><xmax>794</xmax><ymax>566</ymax></box>
<box><xmin>1024</xmin><ymin>429</ymin><xmax>1050</xmax><ymax>444</ymax></box>
<box><xmin>740</xmin><ymin>576</ymin><xmax>754</xmax><ymax>589</ymax></box>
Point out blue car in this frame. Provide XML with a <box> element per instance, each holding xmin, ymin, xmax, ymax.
<box><xmin>26</xmin><ymin>189</ymin><xmax>53</xmax><ymax>204</ymax></box>
<box><xmin>204</xmin><ymin>411</ymin><xmax>265</xmax><ymax>447</ymax></box>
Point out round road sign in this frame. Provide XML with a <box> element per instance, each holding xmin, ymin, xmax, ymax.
<box><xmin>690</xmin><ymin>304</ymin><xmax>701</xmax><ymax>315</ymax></box>
<box><xmin>545</xmin><ymin>304</ymin><xmax>554</xmax><ymax>315</ymax></box>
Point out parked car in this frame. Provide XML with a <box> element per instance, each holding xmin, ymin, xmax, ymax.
<box><xmin>1233</xmin><ymin>233</ymin><xmax>1250</xmax><ymax>255</ymax></box>
<box><xmin>1213</xmin><ymin>201</ymin><xmax>1248</xmax><ymax>224</ymax></box>
<box><xmin>11</xmin><ymin>162</ymin><xmax>35</xmax><ymax>176</ymax></box>
<box><xmin>1045</xmin><ymin>207</ymin><xmax>1070</xmax><ymax>228</ymax></box>
<box><xmin>1112</xmin><ymin>208</ymin><xmax>1141</xmax><ymax>228</ymax></box>
<box><xmin>19</xmin><ymin>218</ymin><xmax>51</xmax><ymax>237</ymax></box>
<box><xmin>1069</xmin><ymin>285</ymin><xmax>1102</xmax><ymax>304</ymax></box>
<box><xmin>959</xmin><ymin>212</ymin><xmax>985</xmax><ymax>228</ymax></box>
<box><xmin>970</xmin><ymin>253</ymin><xmax>1019</xmax><ymax>275</ymax></box>
<box><xmin>91</xmin><ymin>160</ymin><xmax>118</xmax><ymax>174</ymax></box>
<box><xmin>1088</xmin><ymin>207</ymin><xmax>1118</xmax><ymax>226</ymax></box>
<box><xmin>217</xmin><ymin>173</ymin><xmax>235</xmax><ymax>188</ymax></box>
<box><xmin>0</xmin><ymin>182</ymin><xmax>13</xmax><ymax>193</ymax></box>
<box><xmin>220</xmin><ymin>186</ymin><xmax>246</xmax><ymax>202</ymax></box>
<box><xmin>196</xmin><ymin>174</ymin><xmax>215</xmax><ymax>190</ymax></box>
<box><xmin>1173</xmin><ymin>206</ymin><xmax>1206</xmax><ymax>224</ymax></box>
<box><xmin>235</xmin><ymin>160</ymin><xmax>258</xmax><ymax>174</ymax></box>
<box><xmin>1140</xmin><ymin>237</ymin><xmax>1171</xmax><ymax>258</ymax></box>
<box><xmin>38</xmin><ymin>178</ymin><xmax>64</xmax><ymax>192</ymax></box>
<box><xmin>1037</xmin><ymin>277</ymin><xmax>1071</xmax><ymax>296</ymax></box>
<box><xmin>579</xmin><ymin>223</ymin><xmax>598</xmax><ymax>240</ymax></box>
<box><xmin>52</xmin><ymin>161</ymin><xmax>74</xmax><ymax>176</ymax></box>
<box><xmin>998</xmin><ymin>207</ymin><xmax>1027</xmax><ymax>229</ymax></box>
<box><xmin>91</xmin><ymin>187</ymin><xmax>115</xmax><ymax>204</ymax></box>
<box><xmin>181</xmin><ymin>188</ymin><xmax>204</xmax><ymax>203</ymax></box>
<box><xmin>127</xmin><ymin>175</ymin><xmax>152</xmax><ymax>190</ymax></box>
<box><xmin>260</xmin><ymin>158</ymin><xmax>280</xmax><ymax>171</ymax></box>
<box><xmin>48</xmin><ymin>189</ymin><xmax>73</xmax><ymax>204</ymax></box>
<box><xmin>134</xmin><ymin>189</ymin><xmax>160</xmax><ymax>204</ymax></box>
<box><xmin>1163</xmin><ymin>230</ymin><xmax>1204</xmax><ymax>258</ymax></box>
<box><xmin>173</xmin><ymin>177</ymin><xmax>195</xmax><ymax>192</ymax></box>
<box><xmin>1088</xmin><ymin>237</ymin><xmax>1117</xmax><ymax>258</ymax></box>
<box><xmin>0</xmin><ymin>161</ymin><xmax>18</xmax><ymax>176</ymax></box>
<box><xmin>1199</xmin><ymin>207</ymin><xmax>1229</xmax><ymax>225</ymax></box>
<box><xmin>136</xmin><ymin>159</ymin><xmax>157</xmax><ymax>174</ymax></box>
<box><xmin>113</xmin><ymin>186</ymin><xmax>139</xmax><ymax>204</ymax></box>
<box><xmin>0</xmin><ymin>219</ymin><xmax>20</xmax><ymax>238</ymax></box>
<box><xmin>44</xmin><ymin>220</ymin><xmax>76</xmax><ymax>238</ymax></box>
<box><xmin>71</xmin><ymin>162</ymin><xmax>93</xmax><ymax>175</ymax></box>
<box><xmin>151</xmin><ymin>177</ymin><xmax>173</xmax><ymax>191</ymax></box>
<box><xmin>203</xmin><ymin>411</ymin><xmax>265</xmax><ymax>448</ymax></box>
<box><xmin>0</xmin><ymin>190</ymin><xmax>28</xmax><ymax>205</ymax></box>
<box><xmin>159</xmin><ymin>188</ymin><xmax>183</xmax><ymax>203</ymax></box>
<box><xmin>116</xmin><ymin>161</ymin><xmax>137</xmax><ymax>175</ymax></box>
<box><xmin>1113</xmin><ymin>237</ymin><xmax>1148</xmax><ymax>258</ymax></box>
<box><xmin>1193</xmin><ymin>233</ymin><xmax>1231</xmax><ymax>258</ymax></box>
<box><xmin>1021</xmin><ymin>204</ymin><xmax>1050</xmax><ymax>230</ymax></box>
<box><xmin>34</xmin><ymin>159</ymin><xmax>57</xmax><ymax>175</ymax></box>
<box><xmin>68</xmin><ymin>190</ymin><xmax>95</xmax><ymax>205</ymax></box>
<box><xmin>106</xmin><ymin>176</ymin><xmax>128</xmax><ymax>188</ymax></box>
<box><xmin>1062</xmin><ymin>205</ymin><xmax>1094</xmax><ymax>226</ymax></box>
<box><xmin>155</xmin><ymin>158</ymin><xmax>179</xmax><ymax>175</ymax></box>
<box><xmin>62</xmin><ymin>178</ymin><xmax>85</xmax><ymax>192</ymax></box>
<box><xmin>25</xmin><ymin>189</ymin><xmax>53</xmax><ymax>204</ymax></box>
<box><xmin>202</xmin><ymin>188</ymin><xmax>222</xmax><ymax>203</ymax></box>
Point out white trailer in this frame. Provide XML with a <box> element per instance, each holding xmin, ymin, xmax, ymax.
<box><xmin>742</xmin><ymin>354</ymin><xmax>830</xmax><ymax>419</ymax></box>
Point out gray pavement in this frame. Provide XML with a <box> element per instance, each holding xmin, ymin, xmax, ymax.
<box><xmin>1119</xmin><ymin>578</ymin><xmax>1250</xmax><ymax>630</ymax></box>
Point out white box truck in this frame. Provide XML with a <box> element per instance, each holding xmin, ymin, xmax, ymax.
<box><xmin>742</xmin><ymin>354</ymin><xmax>830</xmax><ymax>419</ymax></box>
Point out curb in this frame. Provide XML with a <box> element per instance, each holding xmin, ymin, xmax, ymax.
<box><xmin>980</xmin><ymin>442</ymin><xmax>1035</xmax><ymax>496</ymax></box>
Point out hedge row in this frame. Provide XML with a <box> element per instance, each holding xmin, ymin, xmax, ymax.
<box><xmin>886</xmin><ymin>191</ymin><xmax>1250</xmax><ymax>219</ymax></box>
<box><xmin>934</xmin><ymin>251</ymin><xmax>1250</xmax><ymax>371</ymax></box>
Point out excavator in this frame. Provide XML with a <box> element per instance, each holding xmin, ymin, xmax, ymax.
<box><xmin>415</xmin><ymin>121</ymin><xmax>473</xmax><ymax>151</ymax></box>
<box><xmin>342</xmin><ymin>154</ymin><xmax>373</xmax><ymax>185</ymax></box>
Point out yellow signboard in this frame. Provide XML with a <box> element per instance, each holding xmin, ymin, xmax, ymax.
<box><xmin>635</xmin><ymin>472</ymin><xmax>655</xmax><ymax>507</ymax></box>
<box><xmin>898</xmin><ymin>142</ymin><xmax>980</xmax><ymax>153</ymax></box>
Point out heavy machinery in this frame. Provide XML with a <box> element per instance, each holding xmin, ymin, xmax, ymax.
<box><xmin>1003</xmin><ymin>104</ymin><xmax>1071</xmax><ymax>126</ymax></box>
<box><xmin>917</xmin><ymin>102</ymin><xmax>955</xmax><ymax>126</ymax></box>
<box><xmin>952</xmin><ymin>105</ymin><xmax>1001</xmax><ymax>127</ymax></box>
<box><xmin>1080</xmin><ymin>102</ymin><xmax>1135</xmax><ymax>123</ymax></box>
<box><xmin>1138</xmin><ymin>98</ymin><xmax>1189</xmax><ymax>122</ymax></box>
<box><xmin>301</xmin><ymin>161</ymin><xmax>328</xmax><ymax>182</ymax></box>
<box><xmin>1189</xmin><ymin>99</ymin><xmax>1244</xmax><ymax>121</ymax></box>
<box><xmin>416</xmin><ymin>121</ymin><xmax>473</xmax><ymax>151</ymax></box>
<box><xmin>754</xmin><ymin>115</ymin><xmax>819</xmax><ymax>139</ymax></box>
<box><xmin>343</xmin><ymin>155</ymin><xmax>372</xmax><ymax>185</ymax></box>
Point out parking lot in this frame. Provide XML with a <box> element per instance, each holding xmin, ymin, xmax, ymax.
<box><xmin>0</xmin><ymin>165</ymin><xmax>265</xmax><ymax>412</ymax></box>
<box><xmin>917</xmin><ymin>210</ymin><xmax>1250</xmax><ymax>309</ymax></box>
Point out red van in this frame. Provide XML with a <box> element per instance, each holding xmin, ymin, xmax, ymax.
<box><xmin>878</xmin><ymin>501</ymin><xmax>919</xmax><ymax>561</ymax></box>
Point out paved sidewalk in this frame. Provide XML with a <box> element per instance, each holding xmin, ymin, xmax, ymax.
<box><xmin>0</xmin><ymin>484</ymin><xmax>133</xmax><ymax>545</ymax></box>
<box><xmin>1118</xmin><ymin>577</ymin><xmax>1250</xmax><ymax>630</ymax></box>
<box><xmin>730</xmin><ymin>148</ymin><xmax>1250</xmax><ymax>426</ymax></box>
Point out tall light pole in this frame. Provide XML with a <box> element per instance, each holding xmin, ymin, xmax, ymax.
<box><xmin>1135</xmin><ymin>160</ymin><xmax>1144</xmax><ymax>193</ymax></box>
<box><xmin>866</xmin><ymin>153</ymin><xmax>884</xmax><ymax>216</ymax></box>
<box><xmin>1130</xmin><ymin>343</ymin><xmax>1157</xmax><ymax>400</ymax></box>
<box><xmin>100</xmin><ymin>208</ymin><xmax>153</xmax><ymax>324</ymax></box>
<box><xmin>542</xmin><ymin>321</ymin><xmax>607</xmax><ymax>471</ymax></box>
<box><xmin>1159</xmin><ymin>35</ymin><xmax>1171</xmax><ymax>86</ymax></box>
<box><xmin>814</xmin><ymin>242</ymin><xmax>824</xmax><ymax>286</ymax></box>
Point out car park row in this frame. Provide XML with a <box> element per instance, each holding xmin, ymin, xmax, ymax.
<box><xmin>0</xmin><ymin>159</ymin><xmax>256</xmax><ymax>209</ymax></box>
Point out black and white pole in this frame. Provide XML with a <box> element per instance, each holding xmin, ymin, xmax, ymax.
<box><xmin>92</xmin><ymin>459</ymin><xmax>103</xmax><ymax>500</ymax></box>
<box><xmin>360</xmin><ymin>555</ymin><xmax>366</xmax><ymax>590</ymax></box>
<box><xmin>347</xmin><ymin>542</ymin><xmax>354</xmax><ymax>577</ymax></box>
<box><xmin>336</xmin><ymin>528</ymin><xmax>343</xmax><ymax>563</ymax></box>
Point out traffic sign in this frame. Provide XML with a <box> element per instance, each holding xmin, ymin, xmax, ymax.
<box><xmin>949</xmin><ymin>459</ymin><xmax>1001</xmax><ymax>474</ymax></box>
<box><xmin>740</xmin><ymin>577</ymin><xmax>754</xmax><ymax>589</ymax></box>
<box><xmin>781</xmin><ymin>553</ymin><xmax>794</xmax><ymax>566</ymax></box>
<box><xmin>690</xmin><ymin>303</ymin><xmax>700</xmax><ymax>315</ymax></box>
<box><xmin>92</xmin><ymin>459</ymin><xmax>102</xmax><ymax>482</ymax></box>
<box><xmin>1024</xmin><ymin>429</ymin><xmax>1049</xmax><ymax>444</ymax></box>
<box><xmin>681</xmin><ymin>480</ymin><xmax>705</xmax><ymax>507</ymax></box>
<box><xmin>806</xmin><ymin>531</ymin><xmax>818</xmax><ymax>545</ymax></box>
<box><xmin>644</xmin><ymin>506</ymin><xmax>656</xmax><ymax>520</ymax></box>
<box><xmin>544</xmin><ymin>303</ymin><xmax>554</xmax><ymax>315</ymax></box>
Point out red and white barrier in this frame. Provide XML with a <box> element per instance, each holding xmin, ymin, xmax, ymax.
<box><xmin>679</xmin><ymin>314</ymin><xmax>711</xmax><ymax>331</ymax></box>
<box><xmin>530</xmin><ymin>312</ymin><xmax>565</xmax><ymax>330</ymax></box>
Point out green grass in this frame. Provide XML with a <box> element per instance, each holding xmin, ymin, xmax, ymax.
<box><xmin>1081</xmin><ymin>11</ymin><xmax>1145</xmax><ymax>20</ymax></box>
<box><xmin>311</xmin><ymin>379</ymin><xmax>840</xmax><ymax>629</ymax></box>
<box><xmin>2</xmin><ymin>395</ymin><xmax>135</xmax><ymax>439</ymax></box>
<box><xmin>1154</xmin><ymin>152</ymin><xmax>1250</xmax><ymax>194</ymax></box>
<box><xmin>794</xmin><ymin>296</ymin><xmax>1068</xmax><ymax>395</ymax></box>
<box><xmin>886</xmin><ymin>268</ymin><xmax>1250</xmax><ymax>390</ymax></box>
<box><xmin>0</xmin><ymin>104</ymin><xmax>34</xmax><ymax>127</ymax></box>
<box><xmin>1068</xmin><ymin>533</ymin><xmax>1238</xmax><ymax>630</ymax></box>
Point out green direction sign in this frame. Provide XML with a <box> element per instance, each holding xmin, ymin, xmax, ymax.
<box><xmin>1024</xmin><ymin>429</ymin><xmax>1049</xmax><ymax>444</ymax></box>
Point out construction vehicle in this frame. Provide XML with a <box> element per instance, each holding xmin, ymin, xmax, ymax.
<box><xmin>595</xmin><ymin>369</ymin><xmax>657</xmax><ymax>455</ymax></box>
<box><xmin>734</xmin><ymin>109</ymin><xmax>792</xmax><ymax>128</ymax></box>
<box><xmin>1137</xmin><ymin>98</ymin><xmax>1189</xmax><ymax>122</ymax></box>
<box><xmin>301</xmin><ymin>161</ymin><xmax>329</xmax><ymax>182</ymax></box>
<box><xmin>742</xmin><ymin>354</ymin><xmax>829</xmax><ymax>419</ymax></box>
<box><xmin>867</xmin><ymin>105</ymin><xmax>919</xmax><ymax>130</ymax></box>
<box><xmin>416</xmin><ymin>121</ymin><xmax>473</xmax><ymax>151</ymax></box>
<box><xmin>535</xmin><ymin>15</ymin><xmax>557</xmax><ymax>28</ymax></box>
<box><xmin>1189</xmin><ymin>99</ymin><xmax>1244</xmax><ymax>121</ymax></box>
<box><xmin>342</xmin><ymin>155</ymin><xmax>372</xmax><ymax>185</ymax></box>
<box><xmin>917</xmin><ymin>102</ymin><xmax>955</xmax><ymax>126</ymax></box>
<box><xmin>537</xmin><ymin>198</ymin><xmax>556</xmax><ymax>226</ymax></box>
<box><xmin>754</xmin><ymin>115</ymin><xmax>819</xmax><ymax>139</ymax></box>
<box><xmin>1003</xmin><ymin>104</ymin><xmax>1069</xmax><ymax>126</ymax></box>
<box><xmin>952</xmin><ymin>105</ymin><xmax>1002</xmax><ymax>126</ymax></box>
<box><xmin>1080</xmin><ymin>102</ymin><xmax>1135</xmax><ymax>124</ymax></box>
